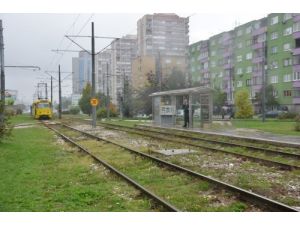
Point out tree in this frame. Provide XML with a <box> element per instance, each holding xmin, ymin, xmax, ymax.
<box><xmin>162</xmin><ymin>68</ymin><xmax>187</xmax><ymax>91</ymax></box>
<box><xmin>255</xmin><ymin>84</ymin><xmax>279</xmax><ymax>110</ymax></box>
<box><xmin>79</xmin><ymin>83</ymin><xmax>110</xmax><ymax>116</ymax></box>
<box><xmin>234</xmin><ymin>89</ymin><xmax>254</xmax><ymax>119</ymax></box>
<box><xmin>213</xmin><ymin>88</ymin><xmax>227</xmax><ymax>114</ymax></box>
<box><xmin>61</xmin><ymin>97</ymin><xmax>72</xmax><ymax>110</ymax></box>
<box><xmin>78</xmin><ymin>83</ymin><xmax>92</xmax><ymax>115</ymax></box>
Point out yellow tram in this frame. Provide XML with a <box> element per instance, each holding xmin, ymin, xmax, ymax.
<box><xmin>32</xmin><ymin>99</ymin><xmax>53</xmax><ymax>119</ymax></box>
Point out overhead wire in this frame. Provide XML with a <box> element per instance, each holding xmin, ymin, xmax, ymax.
<box><xmin>46</xmin><ymin>14</ymin><xmax>81</xmax><ymax>71</ymax></box>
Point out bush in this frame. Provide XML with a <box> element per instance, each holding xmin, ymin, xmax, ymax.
<box><xmin>278</xmin><ymin>112</ymin><xmax>298</xmax><ymax>120</ymax></box>
<box><xmin>16</xmin><ymin>108</ymin><xmax>23</xmax><ymax>115</ymax></box>
<box><xmin>295</xmin><ymin>115</ymin><xmax>300</xmax><ymax>132</ymax></box>
<box><xmin>97</xmin><ymin>105</ymin><xmax>119</xmax><ymax>119</ymax></box>
<box><xmin>96</xmin><ymin>107</ymin><xmax>107</xmax><ymax>119</ymax></box>
<box><xmin>4</xmin><ymin>108</ymin><xmax>15</xmax><ymax>117</ymax></box>
<box><xmin>69</xmin><ymin>106</ymin><xmax>80</xmax><ymax>115</ymax></box>
<box><xmin>62</xmin><ymin>110</ymin><xmax>70</xmax><ymax>115</ymax></box>
<box><xmin>0</xmin><ymin>116</ymin><xmax>13</xmax><ymax>142</ymax></box>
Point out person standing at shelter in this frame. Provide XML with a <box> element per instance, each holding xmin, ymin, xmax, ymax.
<box><xmin>182</xmin><ymin>98</ymin><xmax>189</xmax><ymax>128</ymax></box>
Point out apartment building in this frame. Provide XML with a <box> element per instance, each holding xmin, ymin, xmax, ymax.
<box><xmin>110</xmin><ymin>35</ymin><xmax>137</xmax><ymax>105</ymax></box>
<box><xmin>134</xmin><ymin>13</ymin><xmax>189</xmax><ymax>90</ymax></box>
<box><xmin>189</xmin><ymin>13</ymin><xmax>300</xmax><ymax>112</ymax></box>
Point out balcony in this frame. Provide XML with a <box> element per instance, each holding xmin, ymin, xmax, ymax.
<box><xmin>252</xmin><ymin>56</ymin><xmax>264</xmax><ymax>64</ymax></box>
<box><xmin>293</xmin><ymin>64</ymin><xmax>300</xmax><ymax>72</ymax></box>
<box><xmin>252</xmin><ymin>27</ymin><xmax>267</xmax><ymax>36</ymax></box>
<box><xmin>223</xmin><ymin>64</ymin><xmax>233</xmax><ymax>70</ymax></box>
<box><xmin>223</xmin><ymin>51</ymin><xmax>233</xmax><ymax>58</ymax></box>
<box><xmin>293</xmin><ymin>81</ymin><xmax>300</xmax><ymax>88</ymax></box>
<box><xmin>293</xmin><ymin>96</ymin><xmax>300</xmax><ymax>104</ymax></box>
<box><xmin>293</xmin><ymin>32</ymin><xmax>300</xmax><ymax>39</ymax></box>
<box><xmin>293</xmin><ymin>15</ymin><xmax>300</xmax><ymax>22</ymax></box>
<box><xmin>252</xmin><ymin>42</ymin><xmax>264</xmax><ymax>50</ymax></box>
<box><xmin>293</xmin><ymin>48</ymin><xmax>300</xmax><ymax>56</ymax></box>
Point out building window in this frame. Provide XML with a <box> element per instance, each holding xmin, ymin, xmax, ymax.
<box><xmin>293</xmin><ymin>22</ymin><xmax>300</xmax><ymax>33</ymax></box>
<box><xmin>294</xmin><ymin>71</ymin><xmax>300</xmax><ymax>81</ymax></box>
<box><xmin>283</xmin><ymin>27</ymin><xmax>292</xmax><ymax>36</ymax></box>
<box><xmin>246</xmin><ymin>79</ymin><xmax>252</xmax><ymax>86</ymax></box>
<box><xmin>246</xmin><ymin>26</ymin><xmax>252</xmax><ymax>34</ymax></box>
<box><xmin>254</xmin><ymin>22</ymin><xmax>260</xmax><ymax>29</ymax></box>
<box><xmin>246</xmin><ymin>52</ymin><xmax>252</xmax><ymax>60</ymax></box>
<box><xmin>237</xmin><ymin>68</ymin><xmax>243</xmax><ymax>75</ymax></box>
<box><xmin>253</xmin><ymin>76</ymin><xmax>262</xmax><ymax>85</ymax></box>
<box><xmin>271</xmin><ymin>32</ymin><xmax>278</xmax><ymax>40</ymax></box>
<box><xmin>283</xmin><ymin>13</ymin><xmax>292</xmax><ymax>21</ymax></box>
<box><xmin>246</xmin><ymin>66</ymin><xmax>252</xmax><ymax>73</ymax></box>
<box><xmin>283</xmin><ymin>58</ymin><xmax>292</xmax><ymax>67</ymax></box>
<box><xmin>246</xmin><ymin>39</ymin><xmax>252</xmax><ymax>46</ymax></box>
<box><xmin>219</xmin><ymin>72</ymin><xmax>223</xmax><ymax>77</ymax></box>
<box><xmin>211</xmin><ymin>40</ymin><xmax>216</xmax><ymax>46</ymax></box>
<box><xmin>237</xmin><ymin>55</ymin><xmax>242</xmax><ymax>62</ymax></box>
<box><xmin>283</xmin><ymin>43</ymin><xmax>291</xmax><ymax>51</ymax></box>
<box><xmin>283</xmin><ymin>90</ymin><xmax>292</xmax><ymax>97</ymax></box>
<box><xmin>271</xmin><ymin>75</ymin><xmax>278</xmax><ymax>84</ymax></box>
<box><xmin>283</xmin><ymin>74</ymin><xmax>291</xmax><ymax>82</ymax></box>
<box><xmin>211</xmin><ymin>61</ymin><xmax>216</xmax><ymax>67</ymax></box>
<box><xmin>273</xmin><ymin>89</ymin><xmax>278</xmax><ymax>97</ymax></box>
<box><xmin>271</xmin><ymin>46</ymin><xmax>278</xmax><ymax>54</ymax></box>
<box><xmin>271</xmin><ymin>61</ymin><xmax>278</xmax><ymax>69</ymax></box>
<box><xmin>211</xmin><ymin>50</ymin><xmax>216</xmax><ymax>56</ymax></box>
<box><xmin>237</xmin><ymin>42</ymin><xmax>243</xmax><ymax>49</ymax></box>
<box><xmin>237</xmin><ymin>29</ymin><xmax>243</xmax><ymax>37</ymax></box>
<box><xmin>270</xmin><ymin>16</ymin><xmax>279</xmax><ymax>25</ymax></box>
<box><xmin>237</xmin><ymin>81</ymin><xmax>243</xmax><ymax>87</ymax></box>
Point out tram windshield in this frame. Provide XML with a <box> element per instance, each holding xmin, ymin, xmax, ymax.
<box><xmin>37</xmin><ymin>103</ymin><xmax>50</xmax><ymax>108</ymax></box>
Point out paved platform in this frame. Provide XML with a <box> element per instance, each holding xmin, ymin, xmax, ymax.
<box><xmin>140</xmin><ymin>123</ymin><xmax>300</xmax><ymax>147</ymax></box>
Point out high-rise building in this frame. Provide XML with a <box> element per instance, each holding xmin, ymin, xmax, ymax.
<box><xmin>189</xmin><ymin>13</ymin><xmax>300</xmax><ymax>112</ymax></box>
<box><xmin>134</xmin><ymin>13</ymin><xmax>189</xmax><ymax>90</ymax></box>
<box><xmin>110</xmin><ymin>35</ymin><xmax>137</xmax><ymax>105</ymax></box>
<box><xmin>72</xmin><ymin>51</ymin><xmax>92</xmax><ymax>94</ymax></box>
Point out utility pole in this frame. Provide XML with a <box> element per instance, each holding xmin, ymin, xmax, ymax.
<box><xmin>158</xmin><ymin>51</ymin><xmax>162</xmax><ymax>91</ymax></box>
<box><xmin>262</xmin><ymin>42</ymin><xmax>266</xmax><ymax>122</ymax></box>
<box><xmin>58</xmin><ymin>65</ymin><xmax>62</xmax><ymax>119</ymax></box>
<box><xmin>50</xmin><ymin>76</ymin><xmax>53</xmax><ymax>106</ymax></box>
<box><xmin>106</xmin><ymin>62</ymin><xmax>110</xmax><ymax>119</ymax></box>
<box><xmin>91</xmin><ymin>22</ymin><xmax>96</xmax><ymax>128</ymax></box>
<box><xmin>0</xmin><ymin>20</ymin><xmax>5</xmax><ymax>126</ymax></box>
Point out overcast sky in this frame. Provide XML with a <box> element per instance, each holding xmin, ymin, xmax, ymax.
<box><xmin>0</xmin><ymin>12</ymin><xmax>269</xmax><ymax>105</ymax></box>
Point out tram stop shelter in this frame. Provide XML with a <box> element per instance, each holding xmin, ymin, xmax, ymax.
<box><xmin>149</xmin><ymin>87</ymin><xmax>214</xmax><ymax>128</ymax></box>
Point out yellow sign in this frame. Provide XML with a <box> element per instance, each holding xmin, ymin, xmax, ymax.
<box><xmin>90</xmin><ymin>98</ymin><xmax>99</xmax><ymax>106</ymax></box>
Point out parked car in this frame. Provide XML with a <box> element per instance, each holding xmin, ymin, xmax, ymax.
<box><xmin>265</xmin><ymin>110</ymin><xmax>286</xmax><ymax>118</ymax></box>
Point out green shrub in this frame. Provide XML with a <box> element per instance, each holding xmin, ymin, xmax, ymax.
<box><xmin>96</xmin><ymin>107</ymin><xmax>107</xmax><ymax>119</ymax></box>
<box><xmin>16</xmin><ymin>108</ymin><xmax>23</xmax><ymax>115</ymax></box>
<box><xmin>278</xmin><ymin>112</ymin><xmax>298</xmax><ymax>120</ymax></box>
<box><xmin>4</xmin><ymin>108</ymin><xmax>15</xmax><ymax>117</ymax></box>
<box><xmin>69</xmin><ymin>106</ymin><xmax>80</xmax><ymax>115</ymax></box>
<box><xmin>97</xmin><ymin>106</ymin><xmax>118</xmax><ymax>119</ymax></box>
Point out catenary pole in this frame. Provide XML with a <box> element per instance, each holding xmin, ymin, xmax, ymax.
<box><xmin>91</xmin><ymin>22</ymin><xmax>96</xmax><ymax>128</ymax></box>
<box><xmin>51</xmin><ymin>76</ymin><xmax>53</xmax><ymax>107</ymax></box>
<box><xmin>0</xmin><ymin>20</ymin><xmax>5</xmax><ymax>126</ymax></box>
<box><xmin>58</xmin><ymin>65</ymin><xmax>62</xmax><ymax>119</ymax></box>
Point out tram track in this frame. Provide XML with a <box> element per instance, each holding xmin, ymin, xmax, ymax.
<box><xmin>97</xmin><ymin>122</ymin><xmax>300</xmax><ymax>171</ymax></box>
<box><xmin>45</xmin><ymin>122</ymin><xmax>298</xmax><ymax>212</ymax></box>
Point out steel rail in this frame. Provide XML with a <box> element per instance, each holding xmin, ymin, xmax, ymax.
<box><xmin>59</xmin><ymin>123</ymin><xmax>298</xmax><ymax>212</ymax></box>
<box><xmin>138</xmin><ymin>124</ymin><xmax>300</xmax><ymax>149</ymax></box>
<box><xmin>98</xmin><ymin>123</ymin><xmax>300</xmax><ymax>171</ymax></box>
<box><xmin>135</xmin><ymin>124</ymin><xmax>300</xmax><ymax>159</ymax></box>
<box><xmin>44</xmin><ymin>123</ymin><xmax>180</xmax><ymax>212</ymax></box>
